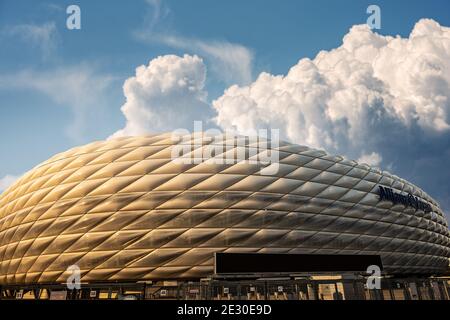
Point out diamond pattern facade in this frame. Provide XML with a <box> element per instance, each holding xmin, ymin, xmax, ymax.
<box><xmin>0</xmin><ymin>133</ymin><xmax>449</xmax><ymax>285</ymax></box>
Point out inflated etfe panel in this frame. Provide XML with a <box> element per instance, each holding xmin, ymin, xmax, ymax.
<box><xmin>0</xmin><ymin>133</ymin><xmax>449</xmax><ymax>284</ymax></box>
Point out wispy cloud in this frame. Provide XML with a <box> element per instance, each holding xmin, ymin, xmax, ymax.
<box><xmin>155</xmin><ymin>35</ymin><xmax>254</xmax><ymax>86</ymax></box>
<box><xmin>1</xmin><ymin>22</ymin><xmax>58</xmax><ymax>59</ymax></box>
<box><xmin>357</xmin><ymin>152</ymin><xmax>382</xmax><ymax>167</ymax></box>
<box><xmin>0</xmin><ymin>174</ymin><xmax>21</xmax><ymax>193</ymax></box>
<box><xmin>0</xmin><ymin>18</ymin><xmax>117</xmax><ymax>141</ymax></box>
<box><xmin>43</xmin><ymin>3</ymin><xmax>65</xmax><ymax>12</ymax></box>
<box><xmin>142</xmin><ymin>0</ymin><xmax>169</xmax><ymax>32</ymax></box>
<box><xmin>134</xmin><ymin>0</ymin><xmax>253</xmax><ymax>86</ymax></box>
<box><xmin>0</xmin><ymin>64</ymin><xmax>115</xmax><ymax>141</ymax></box>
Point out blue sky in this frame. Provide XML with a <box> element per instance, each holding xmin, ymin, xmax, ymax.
<box><xmin>1</xmin><ymin>0</ymin><xmax>450</xmax><ymax>217</ymax></box>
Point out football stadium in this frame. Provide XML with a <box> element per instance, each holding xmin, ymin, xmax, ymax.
<box><xmin>0</xmin><ymin>132</ymin><xmax>449</xmax><ymax>300</ymax></box>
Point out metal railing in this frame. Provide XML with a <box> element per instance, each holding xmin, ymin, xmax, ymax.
<box><xmin>1</xmin><ymin>277</ymin><xmax>449</xmax><ymax>300</ymax></box>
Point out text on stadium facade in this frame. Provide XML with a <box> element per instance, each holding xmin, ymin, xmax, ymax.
<box><xmin>378</xmin><ymin>186</ymin><xmax>432</xmax><ymax>213</ymax></box>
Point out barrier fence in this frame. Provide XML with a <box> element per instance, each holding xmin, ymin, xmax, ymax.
<box><xmin>1</xmin><ymin>277</ymin><xmax>449</xmax><ymax>300</ymax></box>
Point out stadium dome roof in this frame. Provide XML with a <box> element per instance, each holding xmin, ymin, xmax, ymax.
<box><xmin>0</xmin><ymin>133</ymin><xmax>449</xmax><ymax>284</ymax></box>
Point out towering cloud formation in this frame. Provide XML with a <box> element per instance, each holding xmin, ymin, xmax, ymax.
<box><xmin>111</xmin><ymin>54</ymin><xmax>213</xmax><ymax>138</ymax></box>
<box><xmin>112</xmin><ymin>19</ymin><xmax>450</xmax><ymax>216</ymax></box>
<box><xmin>213</xmin><ymin>19</ymin><xmax>450</xmax><ymax>164</ymax></box>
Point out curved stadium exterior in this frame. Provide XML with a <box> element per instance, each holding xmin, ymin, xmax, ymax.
<box><xmin>0</xmin><ymin>132</ymin><xmax>449</xmax><ymax>286</ymax></box>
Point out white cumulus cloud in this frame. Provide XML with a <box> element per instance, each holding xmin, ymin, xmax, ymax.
<box><xmin>212</xmin><ymin>19</ymin><xmax>450</xmax><ymax>164</ymax></box>
<box><xmin>110</xmin><ymin>54</ymin><xmax>214</xmax><ymax>138</ymax></box>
